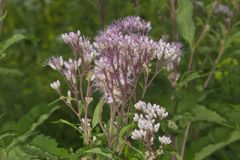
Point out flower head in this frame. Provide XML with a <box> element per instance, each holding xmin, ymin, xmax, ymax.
<box><xmin>159</xmin><ymin>136</ymin><xmax>171</xmax><ymax>145</ymax></box>
<box><xmin>93</xmin><ymin>17</ymin><xmax>158</xmax><ymax>104</ymax></box>
<box><xmin>62</xmin><ymin>31</ymin><xmax>95</xmax><ymax>62</ymax></box>
<box><xmin>131</xmin><ymin>101</ymin><xmax>171</xmax><ymax>158</ymax></box>
<box><xmin>131</xmin><ymin>101</ymin><xmax>168</xmax><ymax>141</ymax></box>
<box><xmin>50</xmin><ymin>80</ymin><xmax>60</xmax><ymax>90</ymax></box>
<box><xmin>46</xmin><ymin>56</ymin><xmax>63</xmax><ymax>70</ymax></box>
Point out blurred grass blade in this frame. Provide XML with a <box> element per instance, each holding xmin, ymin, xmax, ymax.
<box><xmin>0</xmin><ymin>67</ymin><xmax>23</xmax><ymax>76</ymax></box>
<box><xmin>0</xmin><ymin>12</ymin><xmax>7</xmax><ymax>22</ymax></box>
<box><xmin>0</xmin><ymin>34</ymin><xmax>27</xmax><ymax>54</ymax></box>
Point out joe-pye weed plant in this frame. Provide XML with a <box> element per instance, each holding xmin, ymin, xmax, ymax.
<box><xmin>47</xmin><ymin>16</ymin><xmax>181</xmax><ymax>159</ymax></box>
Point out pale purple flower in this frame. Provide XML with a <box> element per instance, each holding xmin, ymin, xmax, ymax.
<box><xmin>46</xmin><ymin>56</ymin><xmax>63</xmax><ymax>70</ymax></box>
<box><xmin>62</xmin><ymin>31</ymin><xmax>95</xmax><ymax>62</ymax></box>
<box><xmin>214</xmin><ymin>3</ymin><xmax>232</xmax><ymax>16</ymax></box>
<box><xmin>93</xmin><ymin>16</ymin><xmax>159</xmax><ymax>104</ymax></box>
<box><xmin>106</xmin><ymin>16</ymin><xmax>151</xmax><ymax>35</ymax></box>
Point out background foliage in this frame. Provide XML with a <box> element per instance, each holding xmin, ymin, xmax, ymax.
<box><xmin>0</xmin><ymin>0</ymin><xmax>240</xmax><ymax>159</ymax></box>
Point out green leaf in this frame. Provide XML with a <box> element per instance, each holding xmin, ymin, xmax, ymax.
<box><xmin>1</xmin><ymin>104</ymin><xmax>60</xmax><ymax>135</ymax></box>
<box><xmin>0</xmin><ymin>112</ymin><xmax>5</xmax><ymax>120</ymax></box>
<box><xmin>193</xmin><ymin>129</ymin><xmax>240</xmax><ymax>160</ymax></box>
<box><xmin>92</xmin><ymin>98</ymin><xmax>105</xmax><ymax>128</ymax></box>
<box><xmin>125</xmin><ymin>142</ymin><xmax>145</xmax><ymax>159</ymax></box>
<box><xmin>53</xmin><ymin>119</ymin><xmax>82</xmax><ymax>133</ymax></box>
<box><xmin>85</xmin><ymin>148</ymin><xmax>115</xmax><ymax>160</ymax></box>
<box><xmin>19</xmin><ymin>144</ymin><xmax>57</xmax><ymax>160</ymax></box>
<box><xmin>30</xmin><ymin>134</ymin><xmax>69</xmax><ymax>157</ymax></box>
<box><xmin>0</xmin><ymin>53</ymin><xmax>6</xmax><ymax>60</ymax></box>
<box><xmin>192</xmin><ymin>105</ymin><xmax>231</xmax><ymax>127</ymax></box>
<box><xmin>0</xmin><ymin>67</ymin><xmax>23</xmax><ymax>76</ymax></box>
<box><xmin>176</xmin><ymin>0</ymin><xmax>195</xmax><ymax>49</ymax></box>
<box><xmin>116</xmin><ymin>123</ymin><xmax>135</xmax><ymax>152</ymax></box>
<box><xmin>177</xmin><ymin>89</ymin><xmax>202</xmax><ymax>113</ymax></box>
<box><xmin>0</xmin><ymin>133</ymin><xmax>16</xmax><ymax>141</ymax></box>
<box><xmin>225</xmin><ymin>31</ymin><xmax>240</xmax><ymax>48</ymax></box>
<box><xmin>0</xmin><ymin>34</ymin><xmax>27</xmax><ymax>54</ymax></box>
<box><xmin>0</xmin><ymin>105</ymin><xmax>60</xmax><ymax>149</ymax></box>
<box><xmin>0</xmin><ymin>12</ymin><xmax>7</xmax><ymax>22</ymax></box>
<box><xmin>7</xmin><ymin>147</ymin><xmax>32</xmax><ymax>160</ymax></box>
<box><xmin>177</xmin><ymin>72</ymin><xmax>205</xmax><ymax>90</ymax></box>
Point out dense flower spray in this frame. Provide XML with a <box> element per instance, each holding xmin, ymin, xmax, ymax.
<box><xmin>93</xmin><ymin>16</ymin><xmax>159</xmax><ymax>104</ymax></box>
<box><xmin>131</xmin><ymin>101</ymin><xmax>171</xmax><ymax>159</ymax></box>
<box><xmin>46</xmin><ymin>16</ymin><xmax>181</xmax><ymax>155</ymax></box>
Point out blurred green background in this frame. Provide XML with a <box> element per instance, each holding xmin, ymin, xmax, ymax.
<box><xmin>1</xmin><ymin>0</ymin><xmax>240</xmax><ymax>158</ymax></box>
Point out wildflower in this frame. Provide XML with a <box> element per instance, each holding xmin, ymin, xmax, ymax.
<box><xmin>157</xmin><ymin>40</ymin><xmax>182</xmax><ymax>86</ymax></box>
<box><xmin>214</xmin><ymin>3</ymin><xmax>232</xmax><ymax>16</ymax></box>
<box><xmin>107</xmin><ymin>16</ymin><xmax>151</xmax><ymax>35</ymax></box>
<box><xmin>46</xmin><ymin>56</ymin><xmax>63</xmax><ymax>70</ymax></box>
<box><xmin>159</xmin><ymin>136</ymin><xmax>171</xmax><ymax>145</ymax></box>
<box><xmin>157</xmin><ymin>40</ymin><xmax>182</xmax><ymax>66</ymax></box>
<box><xmin>92</xmin><ymin>136</ymin><xmax>96</xmax><ymax>142</ymax></box>
<box><xmin>62</xmin><ymin>31</ymin><xmax>95</xmax><ymax>62</ymax></box>
<box><xmin>131</xmin><ymin>101</ymin><xmax>168</xmax><ymax>141</ymax></box>
<box><xmin>81</xmin><ymin>118</ymin><xmax>91</xmax><ymax>127</ymax></box>
<box><xmin>93</xmin><ymin>16</ymin><xmax>159</xmax><ymax>104</ymax></box>
<box><xmin>67</xmin><ymin>90</ymin><xmax>71</xmax><ymax>104</ymax></box>
<box><xmin>131</xmin><ymin>101</ymin><xmax>171</xmax><ymax>159</ymax></box>
<box><xmin>50</xmin><ymin>80</ymin><xmax>60</xmax><ymax>90</ymax></box>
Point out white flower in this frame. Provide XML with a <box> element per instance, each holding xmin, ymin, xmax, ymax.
<box><xmin>93</xmin><ymin>136</ymin><xmax>96</xmax><ymax>142</ymax></box>
<box><xmin>50</xmin><ymin>80</ymin><xmax>60</xmax><ymax>90</ymax></box>
<box><xmin>67</xmin><ymin>90</ymin><xmax>71</xmax><ymax>104</ymax></box>
<box><xmin>154</xmin><ymin>123</ymin><xmax>160</xmax><ymax>132</ymax></box>
<box><xmin>131</xmin><ymin>101</ymin><xmax>170</xmax><ymax>151</ymax></box>
<box><xmin>159</xmin><ymin>136</ymin><xmax>171</xmax><ymax>145</ymax></box>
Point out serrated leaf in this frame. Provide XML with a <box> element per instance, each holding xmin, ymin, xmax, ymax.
<box><xmin>20</xmin><ymin>144</ymin><xmax>57</xmax><ymax>160</ymax></box>
<box><xmin>0</xmin><ymin>34</ymin><xmax>27</xmax><ymax>54</ymax></box>
<box><xmin>0</xmin><ymin>104</ymin><xmax>60</xmax><ymax>135</ymax></box>
<box><xmin>177</xmin><ymin>0</ymin><xmax>195</xmax><ymax>49</ymax></box>
<box><xmin>193</xmin><ymin>129</ymin><xmax>240</xmax><ymax>160</ymax></box>
<box><xmin>0</xmin><ymin>67</ymin><xmax>23</xmax><ymax>76</ymax></box>
<box><xmin>30</xmin><ymin>134</ymin><xmax>69</xmax><ymax>157</ymax></box>
<box><xmin>1</xmin><ymin>105</ymin><xmax>60</xmax><ymax>149</ymax></box>
<box><xmin>92</xmin><ymin>98</ymin><xmax>105</xmax><ymax>128</ymax></box>
<box><xmin>192</xmin><ymin>105</ymin><xmax>231</xmax><ymax>127</ymax></box>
